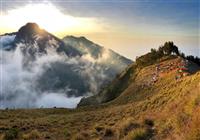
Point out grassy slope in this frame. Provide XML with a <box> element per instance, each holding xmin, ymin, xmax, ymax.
<box><xmin>78</xmin><ymin>63</ymin><xmax>136</xmax><ymax>106</ymax></box>
<box><xmin>0</xmin><ymin>57</ymin><xmax>200</xmax><ymax>140</ymax></box>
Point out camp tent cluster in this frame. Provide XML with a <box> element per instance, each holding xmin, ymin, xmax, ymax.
<box><xmin>155</xmin><ymin>58</ymin><xmax>190</xmax><ymax>81</ymax></box>
<box><xmin>140</xmin><ymin>57</ymin><xmax>191</xmax><ymax>88</ymax></box>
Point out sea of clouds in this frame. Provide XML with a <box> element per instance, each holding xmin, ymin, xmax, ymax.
<box><xmin>0</xmin><ymin>36</ymin><xmax>114</xmax><ymax>109</ymax></box>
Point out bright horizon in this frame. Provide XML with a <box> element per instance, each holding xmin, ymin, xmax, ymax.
<box><xmin>0</xmin><ymin>0</ymin><xmax>199</xmax><ymax>59</ymax></box>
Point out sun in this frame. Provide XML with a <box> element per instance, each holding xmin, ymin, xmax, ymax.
<box><xmin>0</xmin><ymin>3</ymin><xmax>103</xmax><ymax>37</ymax></box>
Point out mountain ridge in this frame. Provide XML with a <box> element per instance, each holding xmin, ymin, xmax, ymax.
<box><xmin>0</xmin><ymin>22</ymin><xmax>132</xmax><ymax>108</ymax></box>
<box><xmin>78</xmin><ymin>42</ymin><xmax>200</xmax><ymax>107</ymax></box>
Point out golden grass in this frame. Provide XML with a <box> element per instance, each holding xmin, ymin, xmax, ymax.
<box><xmin>0</xmin><ymin>58</ymin><xmax>199</xmax><ymax>140</ymax></box>
<box><xmin>123</xmin><ymin>128</ymin><xmax>147</xmax><ymax>140</ymax></box>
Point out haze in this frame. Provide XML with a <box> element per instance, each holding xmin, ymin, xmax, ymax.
<box><xmin>0</xmin><ymin>0</ymin><xmax>199</xmax><ymax>59</ymax></box>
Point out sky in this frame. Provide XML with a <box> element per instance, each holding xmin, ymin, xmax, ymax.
<box><xmin>0</xmin><ymin>0</ymin><xmax>199</xmax><ymax>59</ymax></box>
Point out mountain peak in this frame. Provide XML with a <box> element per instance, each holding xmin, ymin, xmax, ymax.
<box><xmin>23</xmin><ymin>22</ymin><xmax>39</xmax><ymax>28</ymax></box>
<box><xmin>18</xmin><ymin>23</ymin><xmax>42</xmax><ymax>34</ymax></box>
<box><xmin>15</xmin><ymin>23</ymin><xmax>46</xmax><ymax>43</ymax></box>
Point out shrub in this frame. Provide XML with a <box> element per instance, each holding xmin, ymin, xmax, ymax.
<box><xmin>118</xmin><ymin>118</ymin><xmax>140</xmax><ymax>138</ymax></box>
<box><xmin>144</xmin><ymin>119</ymin><xmax>154</xmax><ymax>127</ymax></box>
<box><xmin>71</xmin><ymin>134</ymin><xmax>85</xmax><ymax>140</ymax></box>
<box><xmin>72</xmin><ymin>132</ymin><xmax>89</xmax><ymax>140</ymax></box>
<box><xmin>22</xmin><ymin>130</ymin><xmax>40</xmax><ymax>140</ymax></box>
<box><xmin>104</xmin><ymin>128</ymin><xmax>114</xmax><ymax>137</ymax></box>
<box><xmin>63</xmin><ymin>128</ymin><xmax>71</xmax><ymax>137</ymax></box>
<box><xmin>4</xmin><ymin>128</ymin><xmax>19</xmax><ymax>140</ymax></box>
<box><xmin>124</xmin><ymin>128</ymin><xmax>148</xmax><ymax>140</ymax></box>
<box><xmin>94</xmin><ymin>126</ymin><xmax>104</xmax><ymax>132</ymax></box>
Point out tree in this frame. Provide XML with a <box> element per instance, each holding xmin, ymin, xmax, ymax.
<box><xmin>162</xmin><ymin>41</ymin><xmax>179</xmax><ymax>55</ymax></box>
<box><xmin>186</xmin><ymin>55</ymin><xmax>200</xmax><ymax>66</ymax></box>
<box><xmin>180</xmin><ymin>52</ymin><xmax>185</xmax><ymax>58</ymax></box>
<box><xmin>151</xmin><ymin>48</ymin><xmax>157</xmax><ymax>54</ymax></box>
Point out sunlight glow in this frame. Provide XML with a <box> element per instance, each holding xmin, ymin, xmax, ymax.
<box><xmin>0</xmin><ymin>3</ymin><xmax>104</xmax><ymax>36</ymax></box>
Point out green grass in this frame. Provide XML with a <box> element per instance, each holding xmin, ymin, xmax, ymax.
<box><xmin>4</xmin><ymin>128</ymin><xmax>19</xmax><ymax>140</ymax></box>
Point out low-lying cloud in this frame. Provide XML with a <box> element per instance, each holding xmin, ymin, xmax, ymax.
<box><xmin>35</xmin><ymin>93</ymin><xmax>82</xmax><ymax>108</ymax></box>
<box><xmin>0</xmin><ymin>39</ymin><xmax>113</xmax><ymax>109</ymax></box>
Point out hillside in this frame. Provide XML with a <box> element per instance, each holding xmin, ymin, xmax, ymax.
<box><xmin>0</xmin><ymin>53</ymin><xmax>200</xmax><ymax>140</ymax></box>
<box><xmin>107</xmin><ymin>56</ymin><xmax>199</xmax><ymax>105</ymax></box>
<box><xmin>78</xmin><ymin>42</ymin><xmax>200</xmax><ymax>106</ymax></box>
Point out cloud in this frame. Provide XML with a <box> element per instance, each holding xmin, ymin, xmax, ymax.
<box><xmin>35</xmin><ymin>93</ymin><xmax>82</xmax><ymax>108</ymax></box>
<box><xmin>0</xmin><ymin>44</ymin><xmax>81</xmax><ymax>108</ymax></box>
<box><xmin>0</xmin><ymin>35</ymin><xmax>16</xmax><ymax>49</ymax></box>
<box><xmin>0</xmin><ymin>39</ymin><xmax>114</xmax><ymax>108</ymax></box>
<box><xmin>0</xmin><ymin>3</ymin><xmax>105</xmax><ymax>36</ymax></box>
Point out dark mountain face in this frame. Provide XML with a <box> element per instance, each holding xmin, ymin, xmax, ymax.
<box><xmin>63</xmin><ymin>36</ymin><xmax>132</xmax><ymax>78</ymax></box>
<box><xmin>13</xmin><ymin>23</ymin><xmax>81</xmax><ymax>57</ymax></box>
<box><xmin>0</xmin><ymin>23</ymin><xmax>132</xmax><ymax>108</ymax></box>
<box><xmin>63</xmin><ymin>36</ymin><xmax>103</xmax><ymax>59</ymax></box>
<box><xmin>63</xmin><ymin>36</ymin><xmax>132</xmax><ymax>64</ymax></box>
<box><xmin>14</xmin><ymin>23</ymin><xmax>44</xmax><ymax>43</ymax></box>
